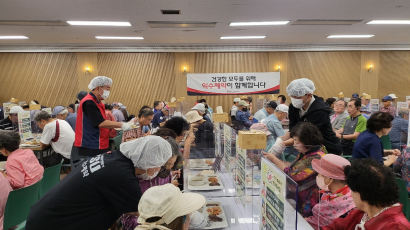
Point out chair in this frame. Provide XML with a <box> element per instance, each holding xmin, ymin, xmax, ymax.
<box><xmin>3</xmin><ymin>180</ymin><xmax>41</xmax><ymax>230</ymax></box>
<box><xmin>39</xmin><ymin>161</ymin><xmax>62</xmax><ymax>198</ymax></box>
<box><xmin>395</xmin><ymin>177</ymin><xmax>409</xmax><ymax>220</ymax></box>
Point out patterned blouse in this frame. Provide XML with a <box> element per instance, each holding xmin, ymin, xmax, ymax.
<box><xmin>284</xmin><ymin>148</ymin><xmax>326</xmax><ymax>217</ymax></box>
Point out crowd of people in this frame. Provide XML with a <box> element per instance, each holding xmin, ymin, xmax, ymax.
<box><xmin>0</xmin><ymin>75</ymin><xmax>408</xmax><ymax>230</ymax></box>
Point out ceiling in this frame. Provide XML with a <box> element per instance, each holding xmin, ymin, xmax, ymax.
<box><xmin>1</xmin><ymin>0</ymin><xmax>410</xmax><ymax>50</ymax></box>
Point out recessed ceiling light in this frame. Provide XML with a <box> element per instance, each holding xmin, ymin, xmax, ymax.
<box><xmin>229</xmin><ymin>21</ymin><xmax>289</xmax><ymax>26</ymax></box>
<box><xmin>95</xmin><ymin>36</ymin><xmax>144</xmax><ymax>40</ymax></box>
<box><xmin>367</xmin><ymin>20</ymin><xmax>410</xmax><ymax>25</ymax></box>
<box><xmin>0</xmin><ymin>35</ymin><xmax>29</xmax><ymax>39</ymax></box>
<box><xmin>67</xmin><ymin>21</ymin><xmax>131</xmax><ymax>26</ymax></box>
<box><xmin>327</xmin><ymin>34</ymin><xmax>374</xmax><ymax>38</ymax></box>
<box><xmin>220</xmin><ymin>36</ymin><xmax>266</xmax><ymax>39</ymax></box>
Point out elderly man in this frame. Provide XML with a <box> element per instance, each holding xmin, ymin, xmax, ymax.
<box><xmin>235</xmin><ymin>100</ymin><xmax>256</xmax><ymax>129</ymax></box>
<box><xmin>331</xmin><ymin>99</ymin><xmax>349</xmax><ymax>131</ymax></box>
<box><xmin>112</xmin><ymin>102</ymin><xmax>125</xmax><ymax>122</ymax></box>
<box><xmin>35</xmin><ymin>111</ymin><xmax>75</xmax><ymax>162</ymax></box>
<box><xmin>390</xmin><ymin>108</ymin><xmax>409</xmax><ymax>150</ymax></box>
<box><xmin>270</xmin><ymin>78</ymin><xmax>341</xmax><ymax>155</ymax></box>
<box><xmin>361</xmin><ymin>93</ymin><xmax>371</xmax><ymax>110</ymax></box>
<box><xmin>254</xmin><ymin>102</ymin><xmax>271</xmax><ymax>122</ymax></box>
<box><xmin>230</xmin><ymin>98</ymin><xmax>241</xmax><ymax>121</ymax></box>
<box><xmin>264</xmin><ymin>103</ymin><xmax>288</xmax><ymax>151</ymax></box>
<box><xmin>380</xmin><ymin>95</ymin><xmax>396</xmax><ymax>117</ymax></box>
<box><xmin>152</xmin><ymin>106</ymin><xmax>169</xmax><ymax>128</ymax></box>
<box><xmin>53</xmin><ymin>106</ymin><xmax>76</xmax><ymax>131</ymax></box>
<box><xmin>0</xmin><ymin>105</ymin><xmax>24</xmax><ymax>131</ymax></box>
<box><xmin>277</xmin><ymin>95</ymin><xmax>287</xmax><ymax>105</ymax></box>
<box><xmin>335</xmin><ymin>99</ymin><xmax>367</xmax><ymax>155</ymax></box>
<box><xmin>73</xmin><ymin>76</ymin><xmax>132</xmax><ymax>166</ymax></box>
<box><xmin>192</xmin><ymin>103</ymin><xmax>211</xmax><ymax>122</ymax></box>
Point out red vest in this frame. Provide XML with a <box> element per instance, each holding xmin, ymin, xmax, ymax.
<box><xmin>74</xmin><ymin>93</ymin><xmax>109</xmax><ymax>150</ymax></box>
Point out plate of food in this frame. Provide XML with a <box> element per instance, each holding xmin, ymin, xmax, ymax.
<box><xmin>188</xmin><ymin>172</ymin><xmax>223</xmax><ymax>191</ymax></box>
<box><xmin>189</xmin><ymin>158</ymin><xmax>215</xmax><ymax>170</ymax></box>
<box><xmin>200</xmin><ymin>201</ymin><xmax>228</xmax><ymax>229</ymax></box>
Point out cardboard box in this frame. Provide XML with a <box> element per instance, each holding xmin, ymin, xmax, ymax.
<box><xmin>29</xmin><ymin>104</ymin><xmax>41</xmax><ymax>111</ymax></box>
<box><xmin>238</xmin><ymin>130</ymin><xmax>267</xmax><ymax>149</ymax></box>
<box><xmin>212</xmin><ymin>113</ymin><xmax>229</xmax><ymax>123</ymax></box>
<box><xmin>167</xmin><ymin>102</ymin><xmax>177</xmax><ymax>108</ymax></box>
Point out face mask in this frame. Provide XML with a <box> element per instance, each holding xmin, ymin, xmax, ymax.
<box><xmin>138</xmin><ymin>169</ymin><xmax>159</xmax><ymax>180</ymax></box>
<box><xmin>277</xmin><ymin>100</ymin><xmax>281</xmax><ymax>104</ymax></box>
<box><xmin>316</xmin><ymin>175</ymin><xmax>330</xmax><ymax>191</ymax></box>
<box><xmin>242</xmin><ymin>108</ymin><xmax>248</xmax><ymax>112</ymax></box>
<box><xmin>101</xmin><ymin>90</ymin><xmax>110</xmax><ymax>100</ymax></box>
<box><xmin>291</xmin><ymin>97</ymin><xmax>305</xmax><ymax>109</ymax></box>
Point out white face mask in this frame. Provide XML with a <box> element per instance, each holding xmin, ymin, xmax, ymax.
<box><xmin>291</xmin><ymin>97</ymin><xmax>305</xmax><ymax>109</ymax></box>
<box><xmin>277</xmin><ymin>100</ymin><xmax>281</xmax><ymax>104</ymax></box>
<box><xmin>102</xmin><ymin>90</ymin><xmax>110</xmax><ymax>100</ymax></box>
<box><xmin>316</xmin><ymin>174</ymin><xmax>331</xmax><ymax>191</ymax></box>
<box><xmin>138</xmin><ymin>169</ymin><xmax>159</xmax><ymax>180</ymax></box>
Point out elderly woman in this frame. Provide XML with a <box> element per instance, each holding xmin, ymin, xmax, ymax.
<box><xmin>352</xmin><ymin>112</ymin><xmax>401</xmax><ymax>166</ymax></box>
<box><xmin>135</xmin><ymin>184</ymin><xmax>206</xmax><ymax>230</ymax></box>
<box><xmin>264</xmin><ymin>122</ymin><xmax>326</xmax><ymax>217</ymax></box>
<box><xmin>323</xmin><ymin>159</ymin><xmax>410</xmax><ymax>230</ymax></box>
<box><xmin>26</xmin><ymin>136</ymin><xmax>173</xmax><ymax>230</ymax></box>
<box><xmin>306</xmin><ymin>154</ymin><xmax>355</xmax><ymax>229</ymax></box>
<box><xmin>0</xmin><ymin>130</ymin><xmax>44</xmax><ymax>190</ymax></box>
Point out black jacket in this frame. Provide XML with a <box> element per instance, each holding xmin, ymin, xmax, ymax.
<box><xmin>289</xmin><ymin>96</ymin><xmax>342</xmax><ymax>154</ymax></box>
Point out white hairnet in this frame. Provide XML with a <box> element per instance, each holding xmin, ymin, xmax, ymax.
<box><xmin>120</xmin><ymin>136</ymin><xmax>172</xmax><ymax>169</ymax></box>
<box><xmin>88</xmin><ymin>76</ymin><xmax>113</xmax><ymax>90</ymax></box>
<box><xmin>286</xmin><ymin>78</ymin><xmax>316</xmax><ymax>97</ymax></box>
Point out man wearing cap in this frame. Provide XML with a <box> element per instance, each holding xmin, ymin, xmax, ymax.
<box><xmin>152</xmin><ymin>106</ymin><xmax>169</xmax><ymax>128</ymax></box>
<box><xmin>263</xmin><ymin>103</ymin><xmax>288</xmax><ymax>151</ymax></box>
<box><xmin>230</xmin><ymin>98</ymin><xmax>241</xmax><ymax>121</ymax></box>
<box><xmin>35</xmin><ymin>111</ymin><xmax>75</xmax><ymax>162</ymax></box>
<box><xmin>388</xmin><ymin>93</ymin><xmax>398</xmax><ymax>103</ymax></box>
<box><xmin>276</xmin><ymin>78</ymin><xmax>341</xmax><ymax>154</ymax></box>
<box><xmin>335</xmin><ymin>99</ymin><xmax>367</xmax><ymax>155</ymax></box>
<box><xmin>73</xmin><ymin>76</ymin><xmax>132</xmax><ymax>166</ymax></box>
<box><xmin>380</xmin><ymin>95</ymin><xmax>396</xmax><ymax>117</ymax></box>
<box><xmin>53</xmin><ymin>106</ymin><xmax>76</xmax><ymax>131</ymax></box>
<box><xmin>236</xmin><ymin>100</ymin><xmax>256</xmax><ymax>129</ymax></box>
<box><xmin>0</xmin><ymin>105</ymin><xmax>24</xmax><ymax>132</ymax></box>
<box><xmin>306</xmin><ymin>154</ymin><xmax>355</xmax><ymax>229</ymax></box>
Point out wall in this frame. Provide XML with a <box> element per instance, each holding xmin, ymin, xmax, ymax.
<box><xmin>0</xmin><ymin>51</ymin><xmax>409</xmax><ymax>115</ymax></box>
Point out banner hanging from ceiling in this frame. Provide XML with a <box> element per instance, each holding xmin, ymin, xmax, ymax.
<box><xmin>187</xmin><ymin>72</ymin><xmax>280</xmax><ymax>95</ymax></box>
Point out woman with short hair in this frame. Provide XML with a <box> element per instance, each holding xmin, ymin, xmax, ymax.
<box><xmin>352</xmin><ymin>112</ymin><xmax>401</xmax><ymax>166</ymax></box>
<box><xmin>323</xmin><ymin>159</ymin><xmax>410</xmax><ymax>230</ymax></box>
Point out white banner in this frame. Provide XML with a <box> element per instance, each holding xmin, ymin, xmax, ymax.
<box><xmin>187</xmin><ymin>72</ymin><xmax>280</xmax><ymax>95</ymax></box>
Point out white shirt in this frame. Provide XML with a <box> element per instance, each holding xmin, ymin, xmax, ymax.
<box><xmin>40</xmin><ymin>119</ymin><xmax>75</xmax><ymax>159</ymax></box>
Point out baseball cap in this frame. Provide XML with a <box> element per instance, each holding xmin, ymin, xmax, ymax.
<box><xmin>238</xmin><ymin>100</ymin><xmax>249</xmax><ymax>107</ymax></box>
<box><xmin>233</xmin><ymin>98</ymin><xmax>241</xmax><ymax>103</ymax></box>
<box><xmin>185</xmin><ymin>111</ymin><xmax>203</xmax><ymax>123</ymax></box>
<box><xmin>265</xmin><ymin>101</ymin><xmax>277</xmax><ymax>109</ymax></box>
<box><xmin>382</xmin><ymin>96</ymin><xmax>393</xmax><ymax>102</ymax></box>
<box><xmin>362</xmin><ymin>94</ymin><xmax>371</xmax><ymax>100</ymax></box>
<box><xmin>312</xmin><ymin>154</ymin><xmax>351</xmax><ymax>180</ymax></box>
<box><xmin>137</xmin><ymin>184</ymin><xmax>206</xmax><ymax>225</ymax></box>
<box><xmin>276</xmin><ymin>104</ymin><xmax>289</xmax><ymax>113</ymax></box>
<box><xmin>52</xmin><ymin>106</ymin><xmax>66</xmax><ymax>116</ymax></box>
<box><xmin>352</xmin><ymin>93</ymin><xmax>359</xmax><ymax>99</ymax></box>
<box><xmin>388</xmin><ymin>93</ymin><xmax>398</xmax><ymax>99</ymax></box>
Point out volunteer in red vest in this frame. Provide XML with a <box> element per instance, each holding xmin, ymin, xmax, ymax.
<box><xmin>72</xmin><ymin>76</ymin><xmax>132</xmax><ymax>166</ymax></box>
